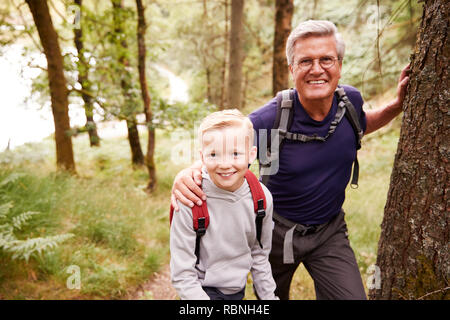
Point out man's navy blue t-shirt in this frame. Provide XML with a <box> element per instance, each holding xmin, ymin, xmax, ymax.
<box><xmin>249</xmin><ymin>85</ymin><xmax>367</xmax><ymax>225</ymax></box>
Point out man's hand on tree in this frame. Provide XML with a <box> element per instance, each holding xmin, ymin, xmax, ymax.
<box><xmin>393</xmin><ymin>63</ymin><xmax>411</xmax><ymax>111</ymax></box>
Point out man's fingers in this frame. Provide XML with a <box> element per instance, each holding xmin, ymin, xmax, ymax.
<box><xmin>174</xmin><ymin>178</ymin><xmax>203</xmax><ymax>206</ymax></box>
<box><xmin>400</xmin><ymin>75</ymin><xmax>409</xmax><ymax>87</ymax></box>
<box><xmin>192</xmin><ymin>171</ymin><xmax>207</xmax><ymax>200</ymax></box>
<box><xmin>396</xmin><ymin>76</ymin><xmax>410</xmax><ymax>109</ymax></box>
<box><xmin>398</xmin><ymin>76</ymin><xmax>409</xmax><ymax>93</ymax></box>
<box><xmin>171</xmin><ymin>193</ymin><xmax>179</xmax><ymax>212</ymax></box>
<box><xmin>181</xmin><ymin>175</ymin><xmax>206</xmax><ymax>202</ymax></box>
<box><xmin>174</xmin><ymin>189</ymin><xmax>195</xmax><ymax>208</ymax></box>
<box><xmin>400</xmin><ymin>64</ymin><xmax>411</xmax><ymax>80</ymax></box>
<box><xmin>193</xmin><ymin>171</ymin><xmax>202</xmax><ymax>185</ymax></box>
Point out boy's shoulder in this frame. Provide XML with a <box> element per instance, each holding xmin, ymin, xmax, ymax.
<box><xmin>173</xmin><ymin>200</ymin><xmax>194</xmax><ymax>223</ymax></box>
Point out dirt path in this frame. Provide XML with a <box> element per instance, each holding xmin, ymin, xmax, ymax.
<box><xmin>128</xmin><ymin>264</ymin><xmax>178</xmax><ymax>300</ymax></box>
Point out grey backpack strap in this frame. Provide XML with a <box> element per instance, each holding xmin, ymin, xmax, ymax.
<box><xmin>277</xmin><ymin>89</ymin><xmax>294</xmax><ymax>136</ymax></box>
<box><xmin>335</xmin><ymin>87</ymin><xmax>364</xmax><ymax>150</ymax></box>
<box><xmin>335</xmin><ymin>86</ymin><xmax>363</xmax><ymax>187</ymax></box>
<box><xmin>260</xmin><ymin>89</ymin><xmax>294</xmax><ymax>186</ymax></box>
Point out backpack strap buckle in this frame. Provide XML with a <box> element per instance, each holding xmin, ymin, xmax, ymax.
<box><xmin>255</xmin><ymin>199</ymin><xmax>265</xmax><ymax>248</ymax></box>
<box><xmin>196</xmin><ymin>217</ymin><xmax>207</xmax><ymax>236</ymax></box>
<box><xmin>256</xmin><ymin>199</ymin><xmax>266</xmax><ymax>218</ymax></box>
<box><xmin>278</xmin><ymin>128</ymin><xmax>287</xmax><ymax>137</ymax></box>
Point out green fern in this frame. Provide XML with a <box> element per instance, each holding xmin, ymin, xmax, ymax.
<box><xmin>4</xmin><ymin>234</ymin><xmax>74</xmax><ymax>262</ymax></box>
<box><xmin>0</xmin><ymin>176</ymin><xmax>73</xmax><ymax>262</ymax></box>
<box><xmin>11</xmin><ymin>211</ymin><xmax>40</xmax><ymax>230</ymax></box>
<box><xmin>0</xmin><ymin>172</ymin><xmax>26</xmax><ymax>188</ymax></box>
<box><xmin>0</xmin><ymin>202</ymin><xmax>13</xmax><ymax>217</ymax></box>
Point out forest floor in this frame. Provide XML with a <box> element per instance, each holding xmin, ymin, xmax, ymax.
<box><xmin>127</xmin><ymin>265</ymin><xmax>177</xmax><ymax>300</ymax></box>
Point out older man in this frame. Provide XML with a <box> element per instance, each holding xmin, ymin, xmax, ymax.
<box><xmin>171</xmin><ymin>20</ymin><xmax>409</xmax><ymax>300</ymax></box>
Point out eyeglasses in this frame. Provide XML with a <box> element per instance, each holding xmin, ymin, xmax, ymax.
<box><xmin>294</xmin><ymin>56</ymin><xmax>340</xmax><ymax>70</ymax></box>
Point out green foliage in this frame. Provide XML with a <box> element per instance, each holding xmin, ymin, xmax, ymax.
<box><xmin>0</xmin><ymin>173</ymin><xmax>73</xmax><ymax>262</ymax></box>
<box><xmin>4</xmin><ymin>0</ymin><xmax>420</xmax><ymax>139</ymax></box>
<box><xmin>76</xmin><ymin>215</ymin><xmax>138</xmax><ymax>255</ymax></box>
<box><xmin>151</xmin><ymin>96</ymin><xmax>218</xmax><ymax>130</ymax></box>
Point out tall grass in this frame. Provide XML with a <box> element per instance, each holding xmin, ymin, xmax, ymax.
<box><xmin>0</xmin><ymin>129</ymin><xmax>176</xmax><ymax>299</ymax></box>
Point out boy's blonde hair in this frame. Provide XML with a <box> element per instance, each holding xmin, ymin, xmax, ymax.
<box><xmin>198</xmin><ymin>109</ymin><xmax>254</xmax><ymax>145</ymax></box>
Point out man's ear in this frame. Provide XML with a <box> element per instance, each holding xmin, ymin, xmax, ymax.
<box><xmin>248</xmin><ymin>146</ymin><xmax>257</xmax><ymax>165</ymax></box>
<box><xmin>338</xmin><ymin>60</ymin><xmax>343</xmax><ymax>79</ymax></box>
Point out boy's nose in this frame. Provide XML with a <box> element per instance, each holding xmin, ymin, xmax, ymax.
<box><xmin>217</xmin><ymin>157</ymin><xmax>232</xmax><ymax>168</ymax></box>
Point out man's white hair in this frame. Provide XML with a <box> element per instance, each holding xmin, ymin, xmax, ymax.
<box><xmin>286</xmin><ymin>20</ymin><xmax>346</xmax><ymax>66</ymax></box>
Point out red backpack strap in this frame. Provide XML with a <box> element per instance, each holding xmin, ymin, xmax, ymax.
<box><xmin>192</xmin><ymin>201</ymin><xmax>209</xmax><ymax>265</ymax></box>
<box><xmin>245</xmin><ymin>170</ymin><xmax>266</xmax><ymax>248</ymax></box>
<box><xmin>169</xmin><ymin>201</ymin><xmax>210</xmax><ymax>230</ymax></box>
<box><xmin>169</xmin><ymin>199</ymin><xmax>209</xmax><ymax>265</ymax></box>
<box><xmin>169</xmin><ymin>205</ymin><xmax>175</xmax><ymax>225</ymax></box>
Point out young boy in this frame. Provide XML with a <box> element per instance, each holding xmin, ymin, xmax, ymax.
<box><xmin>170</xmin><ymin>109</ymin><xmax>277</xmax><ymax>300</ymax></box>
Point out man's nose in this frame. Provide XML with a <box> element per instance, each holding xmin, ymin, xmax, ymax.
<box><xmin>310</xmin><ymin>59</ymin><xmax>324</xmax><ymax>74</ymax></box>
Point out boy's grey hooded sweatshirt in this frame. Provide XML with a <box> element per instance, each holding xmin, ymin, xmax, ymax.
<box><xmin>170</xmin><ymin>168</ymin><xmax>277</xmax><ymax>300</ymax></box>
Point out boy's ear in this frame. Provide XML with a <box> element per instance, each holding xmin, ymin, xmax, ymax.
<box><xmin>248</xmin><ymin>146</ymin><xmax>257</xmax><ymax>165</ymax></box>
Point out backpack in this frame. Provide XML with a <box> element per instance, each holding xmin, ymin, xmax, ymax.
<box><xmin>259</xmin><ymin>86</ymin><xmax>364</xmax><ymax>188</ymax></box>
<box><xmin>169</xmin><ymin>170</ymin><xmax>267</xmax><ymax>265</ymax></box>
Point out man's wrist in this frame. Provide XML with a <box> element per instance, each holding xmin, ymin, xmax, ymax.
<box><xmin>386</xmin><ymin>99</ymin><xmax>403</xmax><ymax>116</ymax></box>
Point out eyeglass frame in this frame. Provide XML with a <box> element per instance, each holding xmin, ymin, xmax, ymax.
<box><xmin>293</xmin><ymin>56</ymin><xmax>342</xmax><ymax>71</ymax></box>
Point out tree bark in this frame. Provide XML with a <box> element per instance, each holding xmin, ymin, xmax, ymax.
<box><xmin>26</xmin><ymin>0</ymin><xmax>76</xmax><ymax>172</ymax></box>
<box><xmin>226</xmin><ymin>0</ymin><xmax>244</xmax><ymax>109</ymax></box>
<box><xmin>370</xmin><ymin>0</ymin><xmax>449</xmax><ymax>300</ymax></box>
<box><xmin>272</xmin><ymin>0</ymin><xmax>293</xmax><ymax>96</ymax></box>
<box><xmin>74</xmin><ymin>0</ymin><xmax>100</xmax><ymax>147</ymax></box>
<box><xmin>136</xmin><ymin>0</ymin><xmax>157</xmax><ymax>191</ymax></box>
<box><xmin>112</xmin><ymin>0</ymin><xmax>145</xmax><ymax>167</ymax></box>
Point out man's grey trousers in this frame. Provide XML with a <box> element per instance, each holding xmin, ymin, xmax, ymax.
<box><xmin>268</xmin><ymin>210</ymin><xmax>367</xmax><ymax>300</ymax></box>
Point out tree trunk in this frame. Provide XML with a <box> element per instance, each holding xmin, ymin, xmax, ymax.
<box><xmin>370</xmin><ymin>0</ymin><xmax>449</xmax><ymax>300</ymax></box>
<box><xmin>25</xmin><ymin>0</ymin><xmax>76</xmax><ymax>172</ymax></box>
<box><xmin>272</xmin><ymin>0</ymin><xmax>293</xmax><ymax>96</ymax></box>
<box><xmin>74</xmin><ymin>0</ymin><xmax>100</xmax><ymax>147</ymax></box>
<box><xmin>136</xmin><ymin>0</ymin><xmax>157</xmax><ymax>191</ymax></box>
<box><xmin>220</xmin><ymin>0</ymin><xmax>229</xmax><ymax>109</ymax></box>
<box><xmin>226</xmin><ymin>0</ymin><xmax>244</xmax><ymax>109</ymax></box>
<box><xmin>112</xmin><ymin>0</ymin><xmax>145</xmax><ymax>167</ymax></box>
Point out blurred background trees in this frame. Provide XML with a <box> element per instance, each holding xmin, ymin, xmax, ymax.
<box><xmin>0</xmin><ymin>0</ymin><xmax>422</xmax><ymax>177</ymax></box>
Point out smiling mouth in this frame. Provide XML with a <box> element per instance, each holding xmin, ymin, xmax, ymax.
<box><xmin>218</xmin><ymin>172</ymin><xmax>235</xmax><ymax>177</ymax></box>
<box><xmin>307</xmin><ymin>80</ymin><xmax>327</xmax><ymax>84</ymax></box>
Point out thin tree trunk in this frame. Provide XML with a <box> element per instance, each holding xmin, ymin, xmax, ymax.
<box><xmin>136</xmin><ymin>0</ymin><xmax>157</xmax><ymax>191</ymax></box>
<box><xmin>241</xmin><ymin>69</ymin><xmax>249</xmax><ymax>110</ymax></box>
<box><xmin>206</xmin><ymin>67</ymin><xmax>212</xmax><ymax>102</ymax></box>
<box><xmin>74</xmin><ymin>0</ymin><xmax>100</xmax><ymax>147</ymax></box>
<box><xmin>26</xmin><ymin>0</ymin><xmax>76</xmax><ymax>172</ymax></box>
<box><xmin>370</xmin><ymin>0</ymin><xmax>449</xmax><ymax>300</ymax></box>
<box><xmin>226</xmin><ymin>0</ymin><xmax>244</xmax><ymax>109</ymax></box>
<box><xmin>272</xmin><ymin>0</ymin><xmax>293</xmax><ymax>96</ymax></box>
<box><xmin>220</xmin><ymin>0</ymin><xmax>229</xmax><ymax>109</ymax></box>
<box><xmin>112</xmin><ymin>0</ymin><xmax>145</xmax><ymax>167</ymax></box>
